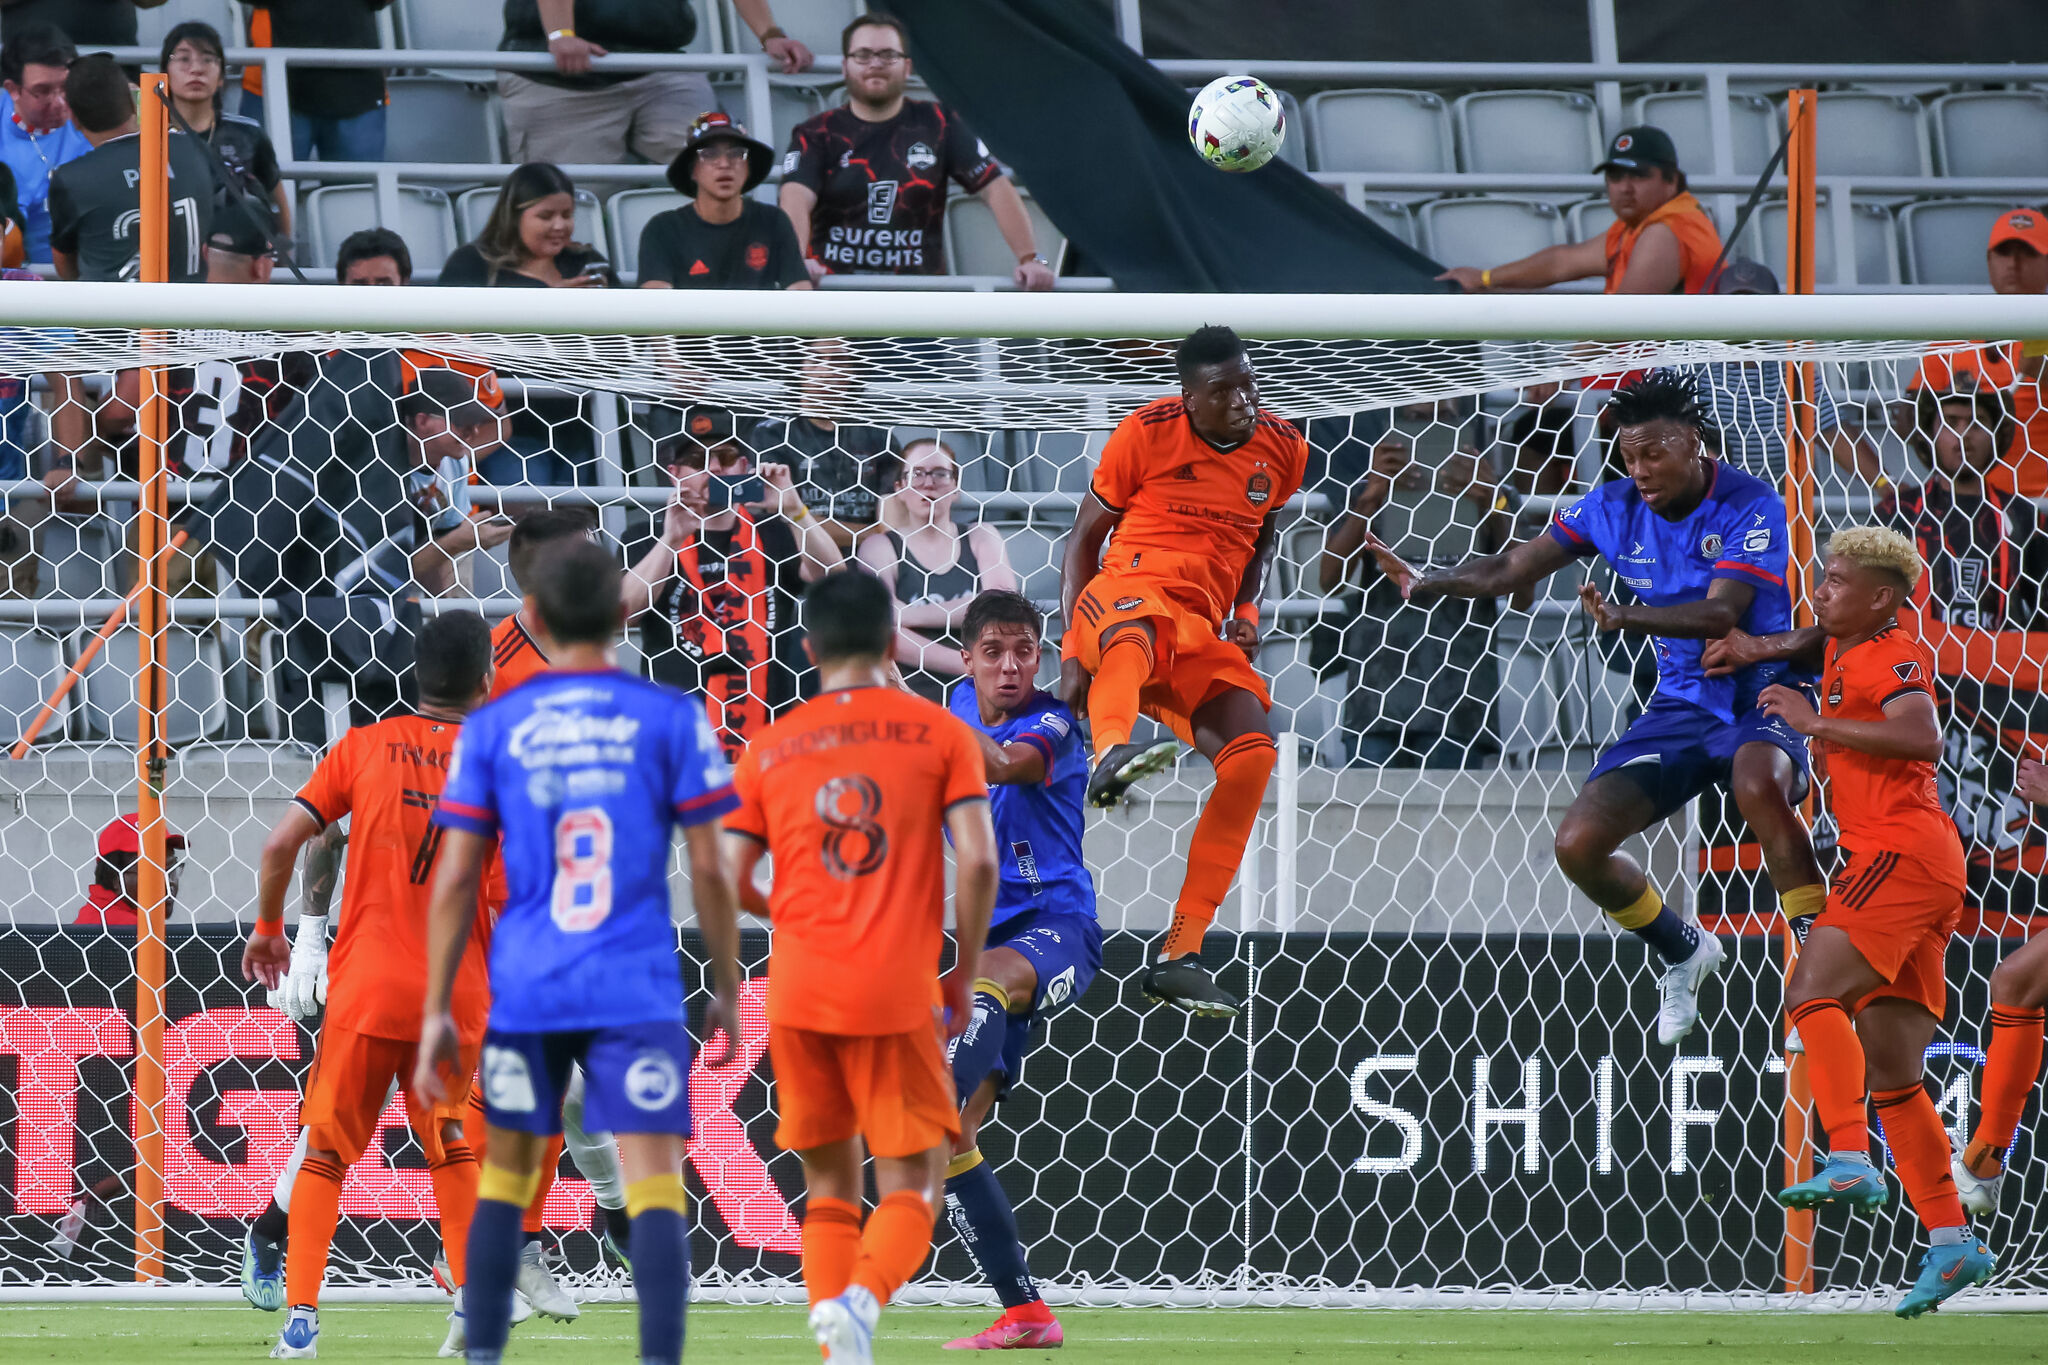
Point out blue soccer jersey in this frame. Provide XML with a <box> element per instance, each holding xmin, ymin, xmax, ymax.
<box><xmin>947</xmin><ymin>681</ymin><xmax>1096</xmax><ymax>931</ymax></box>
<box><xmin>1547</xmin><ymin>462</ymin><xmax>1805</xmax><ymax>720</ymax></box>
<box><xmin>435</xmin><ymin>668</ymin><xmax>737</xmax><ymax>1033</ymax></box>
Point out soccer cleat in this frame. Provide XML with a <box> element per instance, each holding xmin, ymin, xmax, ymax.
<box><xmin>597</xmin><ymin>1202</ymin><xmax>633</xmax><ymax>1273</ymax></box>
<box><xmin>1655</xmin><ymin>930</ymin><xmax>1725</xmax><ymax>1045</ymax></box>
<box><xmin>270</xmin><ymin>1306</ymin><xmax>319</xmax><ymax>1359</ymax></box>
<box><xmin>1952</xmin><ymin>1153</ymin><xmax>2005</xmax><ymax>1219</ymax></box>
<box><xmin>49</xmin><ymin>1197</ymin><xmax>86</xmax><ymax>1260</ymax></box>
<box><xmin>1085</xmin><ymin>740</ymin><xmax>1178</xmax><ymax>810</ymax></box>
<box><xmin>437</xmin><ymin>1286</ymin><xmax>467</xmax><ymax>1358</ymax></box>
<box><xmin>241</xmin><ymin>1226</ymin><xmax>286</xmax><ymax>1312</ymax></box>
<box><xmin>1895</xmin><ymin>1237</ymin><xmax>1996</xmax><ymax>1318</ymax></box>
<box><xmin>1140</xmin><ymin>958</ymin><xmax>1241</xmax><ymax>1019</ymax></box>
<box><xmin>810</xmin><ymin>1286</ymin><xmax>879</xmax><ymax>1365</ymax></box>
<box><xmin>511</xmin><ymin>1289</ymin><xmax>534</xmax><ymax>1327</ymax></box>
<box><xmin>431</xmin><ymin>1250</ymin><xmax>454</xmax><ymax>1297</ymax></box>
<box><xmin>944</xmin><ymin>1306</ymin><xmax>1065</xmax><ymax>1349</ymax></box>
<box><xmin>1777</xmin><ymin>1155</ymin><xmax>1889</xmax><ymax>1212</ymax></box>
<box><xmin>515</xmin><ymin>1238</ymin><xmax>580</xmax><ymax>1321</ymax></box>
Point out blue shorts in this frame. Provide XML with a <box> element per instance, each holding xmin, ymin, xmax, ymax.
<box><xmin>478</xmin><ymin>1018</ymin><xmax>693</xmax><ymax>1138</ymax></box>
<box><xmin>1586</xmin><ymin>695</ymin><xmax>1811</xmax><ymax>823</ymax></box>
<box><xmin>979</xmin><ymin>908</ymin><xmax>1102</xmax><ymax>1102</ymax></box>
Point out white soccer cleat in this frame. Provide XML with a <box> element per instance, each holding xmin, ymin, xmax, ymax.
<box><xmin>1656</xmin><ymin>931</ymin><xmax>1725</xmax><ymax>1046</ymax></box>
<box><xmin>437</xmin><ymin>1286</ymin><xmax>467</xmax><ymax>1359</ymax></box>
<box><xmin>810</xmin><ymin>1286</ymin><xmax>879</xmax><ymax>1365</ymax></box>
<box><xmin>516</xmin><ymin>1239</ymin><xmax>580</xmax><ymax>1321</ymax></box>
<box><xmin>1953</xmin><ymin>1152</ymin><xmax>2005</xmax><ymax>1219</ymax></box>
<box><xmin>511</xmin><ymin>1288</ymin><xmax>534</xmax><ymax>1327</ymax></box>
<box><xmin>270</xmin><ymin>1306</ymin><xmax>319</xmax><ymax>1359</ymax></box>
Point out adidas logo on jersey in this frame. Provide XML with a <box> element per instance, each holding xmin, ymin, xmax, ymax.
<box><xmin>1173</xmin><ymin>462</ymin><xmax>1198</xmax><ymax>480</ymax></box>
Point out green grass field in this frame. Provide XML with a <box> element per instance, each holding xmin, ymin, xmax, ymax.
<box><xmin>3</xmin><ymin>1304</ymin><xmax>2045</xmax><ymax>1363</ymax></box>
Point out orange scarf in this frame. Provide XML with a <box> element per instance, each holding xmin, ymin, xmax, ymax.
<box><xmin>672</xmin><ymin>510</ymin><xmax>774</xmax><ymax>761</ymax></box>
<box><xmin>1603</xmin><ymin>192</ymin><xmax>1721</xmax><ymax>294</ymax></box>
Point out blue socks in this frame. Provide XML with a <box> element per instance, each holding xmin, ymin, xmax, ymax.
<box><xmin>1636</xmin><ymin>906</ymin><xmax>1702</xmax><ymax>967</ymax></box>
<box><xmin>463</xmin><ymin>1196</ymin><xmax>526</xmax><ymax>1363</ymax></box>
<box><xmin>950</xmin><ymin>987</ymin><xmax>1010</xmax><ymax>1100</ymax></box>
<box><xmin>945</xmin><ymin>1155</ymin><xmax>1039</xmax><ymax>1308</ymax></box>
<box><xmin>630</xmin><ymin>1207</ymin><xmax>690</xmax><ymax>1365</ymax></box>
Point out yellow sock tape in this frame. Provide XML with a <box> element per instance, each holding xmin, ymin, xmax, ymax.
<box><xmin>478</xmin><ymin>1162</ymin><xmax>542</xmax><ymax>1208</ymax></box>
<box><xmin>1606</xmin><ymin>884</ymin><xmax>1665</xmax><ymax>932</ymax></box>
<box><xmin>625</xmin><ymin>1172</ymin><xmax>688</xmax><ymax>1219</ymax></box>
<box><xmin>1781</xmin><ymin>883</ymin><xmax>1826</xmax><ymax>921</ymax></box>
<box><xmin>946</xmin><ymin>1148</ymin><xmax>985</xmax><ymax>1180</ymax></box>
<box><xmin>971</xmin><ymin>979</ymin><xmax>1012</xmax><ymax>1013</ymax></box>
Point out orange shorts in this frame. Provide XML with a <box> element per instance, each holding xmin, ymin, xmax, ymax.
<box><xmin>1065</xmin><ymin>569</ymin><xmax>1270</xmax><ymax>745</ymax></box>
<box><xmin>769</xmin><ymin>1022</ymin><xmax>960</xmax><ymax>1159</ymax></box>
<box><xmin>1821</xmin><ymin>847</ymin><xmax>1965</xmax><ymax>1020</ymax></box>
<box><xmin>301</xmin><ymin>1022</ymin><xmax>477</xmax><ymax>1165</ymax></box>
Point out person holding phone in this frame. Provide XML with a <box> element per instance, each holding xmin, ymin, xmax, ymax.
<box><xmin>623</xmin><ymin>406</ymin><xmax>842</xmax><ymax>758</ymax></box>
<box><xmin>439</xmin><ymin>161</ymin><xmax>616</xmax><ymax>288</ymax></box>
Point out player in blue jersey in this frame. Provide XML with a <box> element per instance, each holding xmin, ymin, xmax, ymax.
<box><xmin>935</xmin><ymin>590</ymin><xmax>1099</xmax><ymax>1351</ymax></box>
<box><xmin>1364</xmin><ymin>370</ymin><xmax>1825</xmax><ymax>1045</ymax></box>
<box><xmin>414</xmin><ymin>540</ymin><xmax>744</xmax><ymax>1365</ymax></box>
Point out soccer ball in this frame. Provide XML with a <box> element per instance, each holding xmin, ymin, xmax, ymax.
<box><xmin>1188</xmin><ymin>75</ymin><xmax>1285</xmax><ymax>173</ymax></box>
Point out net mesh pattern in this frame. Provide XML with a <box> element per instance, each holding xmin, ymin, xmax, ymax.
<box><xmin>0</xmin><ymin>323</ymin><xmax>2040</xmax><ymax>1306</ymax></box>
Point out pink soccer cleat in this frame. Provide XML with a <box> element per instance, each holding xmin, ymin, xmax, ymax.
<box><xmin>944</xmin><ymin>1307</ymin><xmax>1064</xmax><ymax>1350</ymax></box>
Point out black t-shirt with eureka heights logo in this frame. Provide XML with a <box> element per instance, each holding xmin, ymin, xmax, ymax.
<box><xmin>782</xmin><ymin>100</ymin><xmax>1003</xmax><ymax>275</ymax></box>
<box><xmin>637</xmin><ymin>199</ymin><xmax>806</xmax><ymax>288</ymax></box>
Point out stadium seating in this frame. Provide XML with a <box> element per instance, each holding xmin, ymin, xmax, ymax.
<box><xmin>1566</xmin><ymin>198</ymin><xmax>1614</xmax><ymax>245</ymax></box>
<box><xmin>304</xmin><ymin>184</ymin><xmax>460</xmax><ymax>276</ymax></box>
<box><xmin>0</xmin><ymin>627</ymin><xmax>68</xmax><ymax>748</ymax></box>
<box><xmin>41</xmin><ymin>520</ymin><xmax>124</xmax><ymax>601</ymax></box>
<box><xmin>1804</xmin><ymin>91</ymin><xmax>1933</xmax><ymax>178</ymax></box>
<box><xmin>1629</xmin><ymin>90</ymin><xmax>1780</xmax><ymax>175</ymax></box>
<box><xmin>1359</xmin><ymin>200</ymin><xmax>1416</xmax><ymax>248</ymax></box>
<box><xmin>1750</xmin><ymin>196</ymin><xmax>1901</xmax><ymax>286</ymax></box>
<box><xmin>1931</xmin><ymin>90</ymin><xmax>2048</xmax><ymax>178</ymax></box>
<box><xmin>396</xmin><ymin>0</ymin><xmax>499</xmax><ymax>52</ymax></box>
<box><xmin>1452</xmin><ymin>89</ymin><xmax>1604</xmax><ymax>189</ymax></box>
<box><xmin>714</xmin><ymin>79</ymin><xmax>824</xmax><ymax>157</ymax></box>
<box><xmin>944</xmin><ymin>192</ymin><xmax>1068</xmax><ymax>277</ymax></box>
<box><xmin>1418</xmin><ymin>197</ymin><xmax>1565</xmax><ymax>266</ymax></box>
<box><xmin>75</xmin><ymin>626</ymin><xmax>228</xmax><ymax>746</ymax></box>
<box><xmin>725</xmin><ymin>0</ymin><xmax>859</xmax><ymax>59</ymax></box>
<box><xmin>454</xmin><ymin>187</ymin><xmax>607</xmax><ymax>260</ymax></box>
<box><xmin>136</xmin><ymin>0</ymin><xmax>243</xmax><ymax>51</ymax></box>
<box><xmin>1256</xmin><ymin>636</ymin><xmax>1343</xmax><ymax>764</ymax></box>
<box><xmin>993</xmin><ymin>522</ymin><xmax>1061</xmax><ymax>602</ymax></box>
<box><xmin>1899</xmin><ymin>197</ymin><xmax>2013</xmax><ymax>286</ymax></box>
<box><xmin>384</xmin><ymin>78</ymin><xmax>503</xmax><ymax>165</ymax></box>
<box><xmin>1305</xmin><ymin>89</ymin><xmax>1454</xmax><ymax>184</ymax></box>
<box><xmin>1274</xmin><ymin>521</ymin><xmax>1327</xmax><ymax>599</ymax></box>
<box><xmin>604</xmin><ymin>188</ymin><xmax>690</xmax><ymax>280</ymax></box>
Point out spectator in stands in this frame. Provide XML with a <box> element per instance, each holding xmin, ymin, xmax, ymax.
<box><xmin>1913</xmin><ymin>208</ymin><xmax>2048</xmax><ymax>497</ymax></box>
<box><xmin>780</xmin><ymin>13</ymin><xmax>1055</xmax><ymax>288</ymax></box>
<box><xmin>0</xmin><ymin>274</ymin><xmax>82</xmax><ymax>600</ymax></box>
<box><xmin>2</xmin><ymin>1</ymin><xmax>157</xmax><ymax>49</ymax></box>
<box><xmin>440</xmin><ymin>161</ymin><xmax>617</xmax><ymax>287</ymax></box>
<box><xmin>498</xmin><ymin>0</ymin><xmax>812</xmax><ymax>167</ymax></box>
<box><xmin>1882</xmin><ymin>386</ymin><xmax>2047</xmax><ymax>632</ymax></box>
<box><xmin>1496</xmin><ymin>381</ymin><xmax>1578</xmax><ymax>498</ymax></box>
<box><xmin>240</xmin><ymin>1</ymin><xmax>390</xmax><ymax>162</ymax></box>
<box><xmin>48</xmin><ymin>54</ymin><xmax>214</xmax><ymax>283</ymax></box>
<box><xmin>1319</xmin><ymin>434</ymin><xmax>1509</xmax><ymax>768</ymax></box>
<box><xmin>745</xmin><ymin>406</ymin><xmax>895</xmax><ymax>549</ymax></box>
<box><xmin>1438</xmin><ymin>126</ymin><xmax>1720</xmax><ymax>296</ymax></box>
<box><xmin>73</xmin><ymin>813</ymin><xmax>186</xmax><ymax>929</ymax></box>
<box><xmin>855</xmin><ymin>437</ymin><xmax>1018</xmax><ymax>702</ymax></box>
<box><xmin>335</xmin><ymin>225</ymin><xmax>409</xmax><ymax>285</ymax></box>
<box><xmin>639</xmin><ymin>112</ymin><xmax>808</xmax><ymax>290</ymax></box>
<box><xmin>623</xmin><ymin>405</ymin><xmax>842</xmax><ymax>758</ymax></box>
<box><xmin>0</xmin><ymin>25</ymin><xmax>85</xmax><ymax>263</ymax></box>
<box><xmin>336</xmin><ymin>368</ymin><xmax>514</xmax><ymax>597</ymax></box>
<box><xmin>203</xmin><ymin>219</ymin><xmax>276</xmax><ymax>285</ymax></box>
<box><xmin>161</xmin><ymin>21</ymin><xmax>291</xmax><ymax>240</ymax></box>
<box><xmin>1696</xmin><ymin>258</ymin><xmax>1881</xmax><ymax>482</ymax></box>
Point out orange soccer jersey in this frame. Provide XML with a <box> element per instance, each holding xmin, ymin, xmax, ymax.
<box><xmin>489</xmin><ymin>611</ymin><xmax>549</xmax><ymax>699</ymax></box>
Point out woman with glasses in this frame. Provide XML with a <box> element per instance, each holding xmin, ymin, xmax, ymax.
<box><xmin>441</xmin><ymin>161</ymin><xmax>616</xmax><ymax>288</ymax></box>
<box><xmin>857</xmin><ymin>438</ymin><xmax>1019</xmax><ymax>701</ymax></box>
<box><xmin>159</xmin><ymin>21</ymin><xmax>290</xmax><ymax>239</ymax></box>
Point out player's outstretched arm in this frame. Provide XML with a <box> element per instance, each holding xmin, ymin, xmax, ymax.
<box><xmin>683</xmin><ymin>821</ymin><xmax>744</xmax><ymax>1069</ymax></box>
<box><xmin>943</xmin><ymin>799</ymin><xmax>999</xmax><ymax>1040</ymax></box>
<box><xmin>242</xmin><ymin>804</ymin><xmax>323</xmax><ymax>991</ymax></box>
<box><xmin>973</xmin><ymin>728</ymin><xmax>1048</xmax><ymax>786</ymax></box>
<box><xmin>1702</xmin><ymin>624</ymin><xmax>1827</xmax><ymax>677</ymax></box>
<box><xmin>414</xmin><ymin>828</ymin><xmax>488</xmax><ymax>1105</ymax></box>
<box><xmin>1362</xmin><ymin>528</ymin><xmax>1572</xmax><ymax>605</ymax></box>
<box><xmin>1580</xmin><ymin>575</ymin><xmax>1754</xmax><ymax>640</ymax></box>
<box><xmin>1757</xmin><ymin>684</ymin><xmax>1941</xmax><ymax>761</ymax></box>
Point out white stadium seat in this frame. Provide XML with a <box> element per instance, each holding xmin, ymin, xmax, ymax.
<box><xmin>383</xmin><ymin>78</ymin><xmax>503</xmax><ymax>165</ymax></box>
<box><xmin>1899</xmin><ymin>198</ymin><xmax>2019</xmax><ymax>286</ymax></box>
<box><xmin>1932</xmin><ymin>91</ymin><xmax>2048</xmax><ymax>178</ymax></box>
<box><xmin>1630</xmin><ymin>90</ymin><xmax>1779</xmax><ymax>176</ymax></box>
<box><xmin>1453</xmin><ymin>89</ymin><xmax>1604</xmax><ymax>181</ymax></box>
<box><xmin>0</xmin><ymin>627</ymin><xmax>68</xmax><ymax>748</ymax></box>
<box><xmin>1307</xmin><ymin>89</ymin><xmax>1455</xmax><ymax>178</ymax></box>
<box><xmin>722</xmin><ymin>0</ymin><xmax>859</xmax><ymax>59</ymax></box>
<box><xmin>1566</xmin><ymin>197</ymin><xmax>1615</xmax><ymax>244</ymax></box>
<box><xmin>456</xmin><ymin>187</ymin><xmax>606</xmax><ymax>259</ymax></box>
<box><xmin>944</xmin><ymin>191</ymin><xmax>1066</xmax><ymax>277</ymax></box>
<box><xmin>1751</xmin><ymin>197</ymin><xmax>1900</xmax><ymax>287</ymax></box>
<box><xmin>1419</xmin><ymin>197</ymin><xmax>1565</xmax><ymax>267</ymax></box>
<box><xmin>713</xmin><ymin>80</ymin><xmax>823</xmax><ymax>159</ymax></box>
<box><xmin>1359</xmin><ymin>199</ymin><xmax>1416</xmax><ymax>248</ymax></box>
<box><xmin>991</xmin><ymin>523</ymin><xmax>1061</xmax><ymax>603</ymax></box>
<box><xmin>398</xmin><ymin>0</ymin><xmax>501</xmax><ymax>51</ymax></box>
<box><xmin>305</xmin><ymin>184</ymin><xmax>460</xmax><ymax>276</ymax></box>
<box><xmin>135</xmin><ymin>0</ymin><xmax>241</xmax><ymax>51</ymax></box>
<box><xmin>76</xmin><ymin>627</ymin><xmax>228</xmax><ymax>746</ymax></box>
<box><xmin>605</xmin><ymin>188</ymin><xmax>690</xmax><ymax>280</ymax></box>
<box><xmin>1803</xmin><ymin>91</ymin><xmax>1932</xmax><ymax>178</ymax></box>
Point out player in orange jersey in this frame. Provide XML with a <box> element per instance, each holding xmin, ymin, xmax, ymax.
<box><xmin>241</xmin><ymin>611</ymin><xmax>499</xmax><ymax>1359</ymax></box>
<box><xmin>725</xmin><ymin>570</ymin><xmax>998</xmax><ymax>1365</ymax></box>
<box><xmin>1948</xmin><ymin>758</ymin><xmax>2048</xmax><ymax>1219</ymax></box>
<box><xmin>1710</xmin><ymin>527</ymin><xmax>1995</xmax><ymax>1317</ymax></box>
<box><xmin>1057</xmin><ymin>325</ymin><xmax>1306</xmax><ymax>1018</ymax></box>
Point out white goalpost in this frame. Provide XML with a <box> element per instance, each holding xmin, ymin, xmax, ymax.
<box><xmin>1</xmin><ymin>286</ymin><xmax>2045</xmax><ymax>1309</ymax></box>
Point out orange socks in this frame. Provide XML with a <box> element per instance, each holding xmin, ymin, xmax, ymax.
<box><xmin>1088</xmin><ymin>633</ymin><xmax>1153</xmax><ymax>756</ymax></box>
<box><xmin>801</xmin><ymin>1196</ymin><xmax>862</xmax><ymax>1307</ymax></box>
<box><xmin>1873</xmin><ymin>1084</ymin><xmax>1966</xmax><ymax>1233</ymax></box>
<box><xmin>524</xmin><ymin>1135</ymin><xmax>564</xmax><ymax>1235</ymax></box>
<box><xmin>851</xmin><ymin>1190</ymin><xmax>937</xmax><ymax>1308</ymax></box>
<box><xmin>1787</xmin><ymin>998</ymin><xmax>1869</xmax><ymax>1154</ymax></box>
<box><xmin>429</xmin><ymin>1143</ymin><xmax>479</xmax><ymax>1286</ymax></box>
<box><xmin>1968</xmin><ymin>1005</ymin><xmax>2046</xmax><ymax>1177</ymax></box>
<box><xmin>284</xmin><ymin>1153</ymin><xmax>345</xmax><ymax>1308</ymax></box>
<box><xmin>1162</xmin><ymin>733</ymin><xmax>1276</xmax><ymax>960</ymax></box>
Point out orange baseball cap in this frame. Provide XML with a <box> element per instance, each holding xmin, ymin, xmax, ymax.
<box><xmin>1989</xmin><ymin>207</ymin><xmax>2048</xmax><ymax>254</ymax></box>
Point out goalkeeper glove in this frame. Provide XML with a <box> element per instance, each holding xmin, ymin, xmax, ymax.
<box><xmin>267</xmin><ymin>915</ymin><xmax>328</xmax><ymax>1021</ymax></box>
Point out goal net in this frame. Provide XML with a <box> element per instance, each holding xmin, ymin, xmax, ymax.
<box><xmin>0</xmin><ymin>288</ymin><xmax>2043</xmax><ymax>1307</ymax></box>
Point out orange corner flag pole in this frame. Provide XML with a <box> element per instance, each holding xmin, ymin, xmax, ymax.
<box><xmin>1779</xmin><ymin>85</ymin><xmax>1820</xmax><ymax>1299</ymax></box>
<box><xmin>132</xmin><ymin>73</ymin><xmax>173</xmax><ymax>1285</ymax></box>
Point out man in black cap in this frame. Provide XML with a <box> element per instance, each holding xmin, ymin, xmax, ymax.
<box><xmin>637</xmin><ymin>111</ymin><xmax>809</xmax><ymax>290</ymax></box>
<box><xmin>1437</xmin><ymin>124</ymin><xmax>1722</xmax><ymax>296</ymax></box>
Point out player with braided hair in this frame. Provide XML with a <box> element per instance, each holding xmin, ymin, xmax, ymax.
<box><xmin>1366</xmin><ymin>369</ymin><xmax>1827</xmax><ymax>1044</ymax></box>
